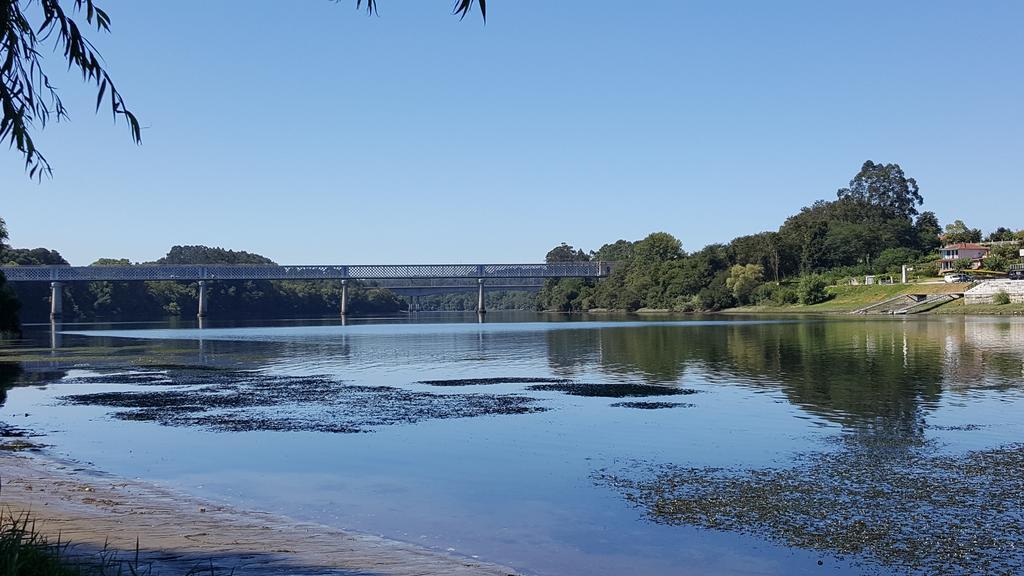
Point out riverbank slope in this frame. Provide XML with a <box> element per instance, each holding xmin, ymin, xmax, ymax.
<box><xmin>723</xmin><ymin>282</ymin><xmax>969</xmax><ymax>314</ymax></box>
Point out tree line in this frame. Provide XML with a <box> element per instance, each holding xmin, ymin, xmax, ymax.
<box><xmin>1</xmin><ymin>245</ymin><xmax>409</xmax><ymax>322</ymax></box>
<box><xmin>537</xmin><ymin>161</ymin><xmax>1024</xmax><ymax>312</ymax></box>
<box><xmin>2</xmin><ymin>161</ymin><xmax>1022</xmax><ymax>326</ymax></box>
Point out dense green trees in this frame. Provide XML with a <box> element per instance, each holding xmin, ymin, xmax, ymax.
<box><xmin>986</xmin><ymin>227</ymin><xmax>1017</xmax><ymax>242</ymax></box>
<box><xmin>545</xmin><ymin>232</ymin><xmax>733</xmax><ymax>312</ymax></box>
<box><xmin>942</xmin><ymin>220</ymin><xmax>982</xmax><ymax>244</ymax></box>
<box><xmin>983</xmin><ymin>243</ymin><xmax>1024</xmax><ymax>272</ymax></box>
<box><xmin>836</xmin><ymin>161</ymin><xmax>923</xmax><ymax>221</ymax></box>
<box><xmin>797</xmin><ymin>275</ymin><xmax>829</xmax><ymax>305</ymax></box>
<box><xmin>545</xmin><ymin>243</ymin><xmax>590</xmax><ymax>263</ymax></box>
<box><xmin>536</xmin><ymin>161</ymin><xmax>1023</xmax><ymax>313</ymax></box>
<box><xmin>726</xmin><ymin>264</ymin><xmax>764</xmax><ymax>305</ymax></box>
<box><xmin>0</xmin><ymin>218</ymin><xmax>20</xmax><ymax>334</ymax></box>
<box><xmin>414</xmin><ymin>291</ymin><xmax>535</xmax><ymax>312</ymax></box>
<box><xmin>592</xmin><ymin>240</ymin><xmax>635</xmax><ymax>262</ymax></box>
<box><xmin>5</xmin><ymin>245</ymin><xmax>406</xmax><ymax>321</ymax></box>
<box><xmin>5</xmin><ymin>158</ymin><xmax>1021</xmax><ymax>319</ymax></box>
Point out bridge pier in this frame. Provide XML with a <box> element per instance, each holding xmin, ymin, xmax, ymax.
<box><xmin>340</xmin><ymin>280</ymin><xmax>348</xmax><ymax>317</ymax></box>
<box><xmin>408</xmin><ymin>295</ymin><xmax>418</xmax><ymax>313</ymax></box>
<box><xmin>477</xmin><ymin>279</ymin><xmax>486</xmax><ymax>314</ymax></box>
<box><xmin>50</xmin><ymin>320</ymin><xmax>62</xmax><ymax>350</ymax></box>
<box><xmin>50</xmin><ymin>282</ymin><xmax>63</xmax><ymax>320</ymax></box>
<box><xmin>197</xmin><ymin>281</ymin><xmax>208</xmax><ymax>318</ymax></box>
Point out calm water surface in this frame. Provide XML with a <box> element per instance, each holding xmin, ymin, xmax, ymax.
<box><xmin>1</xmin><ymin>313</ymin><xmax>1023</xmax><ymax>575</ymax></box>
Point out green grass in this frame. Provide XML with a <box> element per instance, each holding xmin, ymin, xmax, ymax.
<box><xmin>2</xmin><ymin>508</ymin><xmax>89</xmax><ymax>576</ymax></box>
<box><xmin>929</xmin><ymin>300</ymin><xmax>1024</xmax><ymax>316</ymax></box>
<box><xmin>727</xmin><ymin>282</ymin><xmax>968</xmax><ymax>314</ymax></box>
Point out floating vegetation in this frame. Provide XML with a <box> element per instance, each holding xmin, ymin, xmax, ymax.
<box><xmin>418</xmin><ymin>377</ymin><xmax>574</xmax><ymax>386</ymax></box>
<box><xmin>928</xmin><ymin>423</ymin><xmax>988</xmax><ymax>431</ymax></box>
<box><xmin>597</xmin><ymin>438</ymin><xmax>1024</xmax><ymax>575</ymax></box>
<box><xmin>63</xmin><ymin>371</ymin><xmax>173</xmax><ymax>385</ymax></box>
<box><xmin>0</xmin><ymin>423</ymin><xmax>28</xmax><ymax>438</ymax></box>
<box><xmin>610</xmin><ymin>401</ymin><xmax>695</xmax><ymax>410</ymax></box>
<box><xmin>0</xmin><ymin>439</ymin><xmax>45</xmax><ymax>452</ymax></box>
<box><xmin>63</xmin><ymin>373</ymin><xmax>546</xmax><ymax>433</ymax></box>
<box><xmin>528</xmin><ymin>383</ymin><xmax>698</xmax><ymax>398</ymax></box>
<box><xmin>0</xmin><ymin>419</ymin><xmax>41</xmax><ymax>451</ymax></box>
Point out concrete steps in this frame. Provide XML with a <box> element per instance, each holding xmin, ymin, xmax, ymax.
<box><xmin>964</xmin><ymin>280</ymin><xmax>1024</xmax><ymax>304</ymax></box>
<box><xmin>893</xmin><ymin>293</ymin><xmax>960</xmax><ymax>314</ymax></box>
<box><xmin>853</xmin><ymin>294</ymin><xmax>926</xmax><ymax>315</ymax></box>
<box><xmin>853</xmin><ymin>292</ymin><xmax>964</xmax><ymax>315</ymax></box>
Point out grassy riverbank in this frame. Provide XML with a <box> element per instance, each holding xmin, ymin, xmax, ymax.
<box><xmin>724</xmin><ymin>283</ymin><xmax>968</xmax><ymax>314</ymax></box>
<box><xmin>928</xmin><ymin>300</ymin><xmax>1024</xmax><ymax>315</ymax></box>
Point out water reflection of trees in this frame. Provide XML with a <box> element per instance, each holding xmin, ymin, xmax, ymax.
<box><xmin>0</xmin><ymin>362</ymin><xmax>22</xmax><ymax>406</ymax></box>
<box><xmin>546</xmin><ymin>319</ymin><xmax>1024</xmax><ymax>434</ymax></box>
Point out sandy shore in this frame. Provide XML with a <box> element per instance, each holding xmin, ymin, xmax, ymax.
<box><xmin>0</xmin><ymin>450</ymin><xmax>518</xmax><ymax>576</ymax></box>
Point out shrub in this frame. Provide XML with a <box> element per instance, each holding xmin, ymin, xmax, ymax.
<box><xmin>984</xmin><ymin>255</ymin><xmax>1009</xmax><ymax>272</ymax></box>
<box><xmin>751</xmin><ymin>283</ymin><xmax>777</xmax><ymax>305</ymax></box>
<box><xmin>994</xmin><ymin>290</ymin><xmax>1011</xmax><ymax>305</ymax></box>
<box><xmin>913</xmin><ymin>260</ymin><xmax>940</xmax><ymax>279</ymax></box>
<box><xmin>874</xmin><ymin>247</ymin><xmax>921</xmax><ymax>274</ymax></box>
<box><xmin>673</xmin><ymin>296</ymin><xmax>699</xmax><ymax>312</ymax></box>
<box><xmin>952</xmin><ymin>257</ymin><xmax>973</xmax><ymax>273</ymax></box>
<box><xmin>777</xmin><ymin>286</ymin><xmax>800</xmax><ymax>305</ymax></box>
<box><xmin>696</xmin><ymin>280</ymin><xmax>736</xmax><ymax>311</ymax></box>
<box><xmin>797</xmin><ymin>275</ymin><xmax>831</xmax><ymax>305</ymax></box>
<box><xmin>725</xmin><ymin>264</ymin><xmax>764</xmax><ymax>306</ymax></box>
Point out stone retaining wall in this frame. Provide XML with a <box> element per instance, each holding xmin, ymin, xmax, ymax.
<box><xmin>964</xmin><ymin>280</ymin><xmax>1024</xmax><ymax>304</ymax></box>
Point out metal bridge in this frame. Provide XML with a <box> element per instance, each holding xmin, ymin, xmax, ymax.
<box><xmin>0</xmin><ymin>263</ymin><xmax>612</xmax><ymax>318</ymax></box>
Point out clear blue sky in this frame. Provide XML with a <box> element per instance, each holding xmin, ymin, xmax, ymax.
<box><xmin>2</xmin><ymin>1</ymin><xmax>1021</xmax><ymax>265</ymax></box>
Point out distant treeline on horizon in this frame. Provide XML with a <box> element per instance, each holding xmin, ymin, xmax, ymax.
<box><xmin>2</xmin><ymin>161</ymin><xmax>1022</xmax><ymax>321</ymax></box>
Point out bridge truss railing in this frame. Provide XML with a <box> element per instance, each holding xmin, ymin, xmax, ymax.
<box><xmin>0</xmin><ymin>262</ymin><xmax>611</xmax><ymax>282</ymax></box>
<box><xmin>1</xmin><ymin>263</ymin><xmax>613</xmax><ymax>319</ymax></box>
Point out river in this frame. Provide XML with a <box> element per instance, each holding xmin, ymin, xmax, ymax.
<box><xmin>1</xmin><ymin>313</ymin><xmax>1022</xmax><ymax>575</ymax></box>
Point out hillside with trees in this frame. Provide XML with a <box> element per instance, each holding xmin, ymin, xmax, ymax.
<box><xmin>537</xmin><ymin>161</ymin><xmax>1023</xmax><ymax>312</ymax></box>
<box><xmin>3</xmin><ymin>245</ymin><xmax>407</xmax><ymax>322</ymax></box>
<box><xmin>2</xmin><ymin>161</ymin><xmax>1021</xmax><ymax>321</ymax></box>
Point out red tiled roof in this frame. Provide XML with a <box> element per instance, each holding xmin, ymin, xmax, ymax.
<box><xmin>940</xmin><ymin>243</ymin><xmax>990</xmax><ymax>251</ymax></box>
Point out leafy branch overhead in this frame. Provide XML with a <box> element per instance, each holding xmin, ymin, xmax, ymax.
<box><xmin>1</xmin><ymin>0</ymin><xmax>141</xmax><ymax>179</ymax></box>
<box><xmin>1</xmin><ymin>1</ymin><xmax>485</xmax><ymax>181</ymax></box>
<box><xmin>355</xmin><ymin>0</ymin><xmax>486</xmax><ymax>20</ymax></box>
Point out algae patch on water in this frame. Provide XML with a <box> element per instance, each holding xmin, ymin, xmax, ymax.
<box><xmin>597</xmin><ymin>438</ymin><xmax>1024</xmax><ymax>575</ymax></box>
<box><xmin>610</xmin><ymin>401</ymin><xmax>695</xmax><ymax>409</ymax></box>
<box><xmin>62</xmin><ymin>371</ymin><xmax>546</xmax><ymax>433</ymax></box>
<box><xmin>418</xmin><ymin>377</ymin><xmax>574</xmax><ymax>386</ymax></box>
<box><xmin>528</xmin><ymin>383</ymin><xmax>698</xmax><ymax>398</ymax></box>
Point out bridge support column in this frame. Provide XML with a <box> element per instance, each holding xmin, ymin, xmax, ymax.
<box><xmin>50</xmin><ymin>320</ymin><xmax>62</xmax><ymax>350</ymax></box>
<box><xmin>50</xmin><ymin>282</ymin><xmax>63</xmax><ymax>320</ymax></box>
<box><xmin>477</xmin><ymin>279</ymin><xmax>486</xmax><ymax>314</ymax></box>
<box><xmin>197</xmin><ymin>281</ymin><xmax>208</xmax><ymax>318</ymax></box>
<box><xmin>408</xmin><ymin>295</ymin><xmax>417</xmax><ymax>313</ymax></box>
<box><xmin>340</xmin><ymin>280</ymin><xmax>348</xmax><ymax>317</ymax></box>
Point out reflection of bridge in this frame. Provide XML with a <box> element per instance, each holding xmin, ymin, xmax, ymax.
<box><xmin>1</xmin><ymin>263</ymin><xmax>612</xmax><ymax>318</ymax></box>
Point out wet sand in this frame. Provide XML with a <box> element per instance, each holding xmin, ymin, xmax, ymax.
<box><xmin>0</xmin><ymin>451</ymin><xmax>518</xmax><ymax>576</ymax></box>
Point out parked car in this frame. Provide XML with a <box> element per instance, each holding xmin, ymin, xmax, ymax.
<box><xmin>1010</xmin><ymin>266</ymin><xmax>1024</xmax><ymax>280</ymax></box>
<box><xmin>944</xmin><ymin>273</ymin><xmax>974</xmax><ymax>283</ymax></box>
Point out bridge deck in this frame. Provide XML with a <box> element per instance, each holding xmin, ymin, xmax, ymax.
<box><xmin>0</xmin><ymin>263</ymin><xmax>611</xmax><ymax>283</ymax></box>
